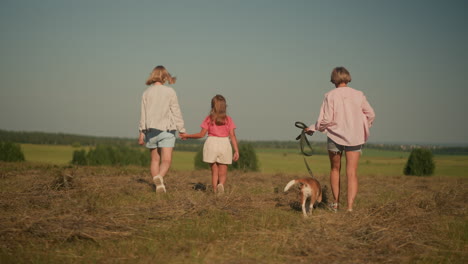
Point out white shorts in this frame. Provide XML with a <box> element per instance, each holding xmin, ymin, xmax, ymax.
<box><xmin>203</xmin><ymin>136</ymin><xmax>233</xmax><ymax>164</ymax></box>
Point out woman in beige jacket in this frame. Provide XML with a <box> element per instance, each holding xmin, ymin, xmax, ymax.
<box><xmin>138</xmin><ymin>65</ymin><xmax>186</xmax><ymax>193</ymax></box>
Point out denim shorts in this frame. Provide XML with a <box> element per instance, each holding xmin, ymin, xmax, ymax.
<box><xmin>327</xmin><ymin>137</ymin><xmax>362</xmax><ymax>153</ymax></box>
<box><xmin>144</xmin><ymin>129</ymin><xmax>176</xmax><ymax>149</ymax></box>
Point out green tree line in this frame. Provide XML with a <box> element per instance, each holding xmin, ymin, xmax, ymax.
<box><xmin>72</xmin><ymin>145</ymin><xmax>150</xmax><ymax>166</ymax></box>
<box><xmin>1</xmin><ymin>129</ymin><xmax>467</xmax><ymax>155</ymax></box>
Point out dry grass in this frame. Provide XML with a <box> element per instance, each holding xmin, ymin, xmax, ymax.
<box><xmin>0</xmin><ymin>161</ymin><xmax>466</xmax><ymax>264</ymax></box>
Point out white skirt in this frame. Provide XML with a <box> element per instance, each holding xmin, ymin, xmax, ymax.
<box><xmin>203</xmin><ymin>136</ymin><xmax>233</xmax><ymax>164</ymax></box>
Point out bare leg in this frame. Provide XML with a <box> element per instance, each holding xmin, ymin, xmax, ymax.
<box><xmin>150</xmin><ymin>148</ymin><xmax>173</xmax><ymax>193</ymax></box>
<box><xmin>210</xmin><ymin>163</ymin><xmax>219</xmax><ymax>192</ymax></box>
<box><xmin>216</xmin><ymin>163</ymin><xmax>228</xmax><ymax>194</ymax></box>
<box><xmin>150</xmin><ymin>147</ymin><xmax>173</xmax><ymax>177</ymax></box>
<box><xmin>217</xmin><ymin>164</ymin><xmax>228</xmax><ymax>185</ymax></box>
<box><xmin>328</xmin><ymin>151</ymin><xmax>342</xmax><ymax>205</ymax></box>
<box><xmin>150</xmin><ymin>148</ymin><xmax>161</xmax><ymax>177</ymax></box>
<box><xmin>158</xmin><ymin>147</ymin><xmax>173</xmax><ymax>178</ymax></box>
<box><xmin>345</xmin><ymin>151</ymin><xmax>360</xmax><ymax>211</ymax></box>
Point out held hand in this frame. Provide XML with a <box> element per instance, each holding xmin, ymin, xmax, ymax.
<box><xmin>304</xmin><ymin>128</ymin><xmax>314</xmax><ymax>136</ymax></box>
<box><xmin>233</xmin><ymin>151</ymin><xmax>239</xmax><ymax>162</ymax></box>
<box><xmin>179</xmin><ymin>133</ymin><xmax>187</xmax><ymax>140</ymax></box>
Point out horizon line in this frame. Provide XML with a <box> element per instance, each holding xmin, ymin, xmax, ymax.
<box><xmin>1</xmin><ymin>128</ymin><xmax>467</xmax><ymax>147</ymax></box>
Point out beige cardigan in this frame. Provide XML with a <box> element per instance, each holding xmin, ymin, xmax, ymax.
<box><xmin>139</xmin><ymin>84</ymin><xmax>186</xmax><ymax>133</ymax></box>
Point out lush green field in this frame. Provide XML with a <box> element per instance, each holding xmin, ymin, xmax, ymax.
<box><xmin>20</xmin><ymin>144</ymin><xmax>86</xmax><ymax>164</ymax></box>
<box><xmin>20</xmin><ymin>144</ymin><xmax>467</xmax><ymax>178</ymax></box>
<box><xmin>256</xmin><ymin>150</ymin><xmax>467</xmax><ymax>178</ymax></box>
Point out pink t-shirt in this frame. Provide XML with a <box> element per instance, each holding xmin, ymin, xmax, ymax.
<box><xmin>201</xmin><ymin>115</ymin><xmax>236</xmax><ymax>137</ymax></box>
<box><xmin>309</xmin><ymin>87</ymin><xmax>375</xmax><ymax>146</ymax></box>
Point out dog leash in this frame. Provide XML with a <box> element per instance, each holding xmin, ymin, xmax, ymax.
<box><xmin>295</xmin><ymin>121</ymin><xmax>315</xmax><ymax>178</ymax></box>
<box><xmin>295</xmin><ymin>122</ymin><xmax>314</xmax><ymax>156</ymax></box>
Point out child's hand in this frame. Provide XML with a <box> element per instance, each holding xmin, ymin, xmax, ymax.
<box><xmin>233</xmin><ymin>151</ymin><xmax>239</xmax><ymax>162</ymax></box>
<box><xmin>179</xmin><ymin>133</ymin><xmax>187</xmax><ymax>140</ymax></box>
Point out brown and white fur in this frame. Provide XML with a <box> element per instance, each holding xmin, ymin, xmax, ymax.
<box><xmin>284</xmin><ymin>178</ymin><xmax>322</xmax><ymax>217</ymax></box>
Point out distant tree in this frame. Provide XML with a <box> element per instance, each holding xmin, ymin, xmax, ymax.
<box><xmin>115</xmin><ymin>145</ymin><xmax>150</xmax><ymax>166</ymax></box>
<box><xmin>0</xmin><ymin>129</ymin><xmax>135</xmax><ymax>146</ymax></box>
<box><xmin>72</xmin><ymin>149</ymin><xmax>87</xmax><ymax>165</ymax></box>
<box><xmin>0</xmin><ymin>141</ymin><xmax>25</xmax><ymax>162</ymax></box>
<box><xmin>232</xmin><ymin>143</ymin><xmax>259</xmax><ymax>172</ymax></box>
<box><xmin>404</xmin><ymin>148</ymin><xmax>435</xmax><ymax>176</ymax></box>
<box><xmin>72</xmin><ymin>145</ymin><xmax>149</xmax><ymax>167</ymax></box>
<box><xmin>87</xmin><ymin>145</ymin><xmax>113</xmax><ymax>166</ymax></box>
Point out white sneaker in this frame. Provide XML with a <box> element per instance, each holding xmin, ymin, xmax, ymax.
<box><xmin>153</xmin><ymin>175</ymin><xmax>166</xmax><ymax>193</ymax></box>
<box><xmin>217</xmin><ymin>184</ymin><xmax>224</xmax><ymax>194</ymax></box>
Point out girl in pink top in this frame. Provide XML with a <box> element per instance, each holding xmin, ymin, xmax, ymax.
<box><xmin>306</xmin><ymin>67</ymin><xmax>375</xmax><ymax>212</ymax></box>
<box><xmin>180</xmin><ymin>95</ymin><xmax>239</xmax><ymax>193</ymax></box>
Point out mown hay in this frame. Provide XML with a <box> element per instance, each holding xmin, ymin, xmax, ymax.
<box><xmin>0</xmin><ymin>162</ymin><xmax>466</xmax><ymax>263</ymax></box>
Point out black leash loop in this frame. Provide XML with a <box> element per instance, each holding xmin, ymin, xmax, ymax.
<box><xmin>295</xmin><ymin>122</ymin><xmax>313</xmax><ymax>156</ymax></box>
<box><xmin>295</xmin><ymin>121</ymin><xmax>314</xmax><ymax>178</ymax></box>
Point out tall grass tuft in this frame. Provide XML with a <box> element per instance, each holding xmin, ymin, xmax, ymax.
<box><xmin>52</xmin><ymin>167</ymin><xmax>75</xmax><ymax>190</ymax></box>
<box><xmin>232</xmin><ymin>143</ymin><xmax>259</xmax><ymax>172</ymax></box>
<box><xmin>404</xmin><ymin>148</ymin><xmax>435</xmax><ymax>176</ymax></box>
<box><xmin>0</xmin><ymin>141</ymin><xmax>25</xmax><ymax>162</ymax></box>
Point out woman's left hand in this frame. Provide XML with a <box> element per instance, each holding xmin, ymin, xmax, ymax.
<box><xmin>304</xmin><ymin>128</ymin><xmax>314</xmax><ymax>136</ymax></box>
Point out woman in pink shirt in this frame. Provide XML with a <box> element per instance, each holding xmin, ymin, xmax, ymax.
<box><xmin>306</xmin><ymin>67</ymin><xmax>375</xmax><ymax>212</ymax></box>
<box><xmin>180</xmin><ymin>95</ymin><xmax>239</xmax><ymax>193</ymax></box>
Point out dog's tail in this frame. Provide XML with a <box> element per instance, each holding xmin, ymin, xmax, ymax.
<box><xmin>284</xmin><ymin>179</ymin><xmax>298</xmax><ymax>192</ymax></box>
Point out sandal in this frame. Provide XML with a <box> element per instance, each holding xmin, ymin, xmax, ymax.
<box><xmin>328</xmin><ymin>202</ymin><xmax>338</xmax><ymax>213</ymax></box>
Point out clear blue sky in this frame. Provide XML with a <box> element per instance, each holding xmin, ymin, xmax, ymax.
<box><xmin>1</xmin><ymin>0</ymin><xmax>467</xmax><ymax>145</ymax></box>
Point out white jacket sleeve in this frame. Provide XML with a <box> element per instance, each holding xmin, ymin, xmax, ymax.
<box><xmin>139</xmin><ymin>94</ymin><xmax>146</xmax><ymax>132</ymax></box>
<box><xmin>169</xmin><ymin>92</ymin><xmax>186</xmax><ymax>133</ymax></box>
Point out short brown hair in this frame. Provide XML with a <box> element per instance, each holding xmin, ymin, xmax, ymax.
<box><xmin>330</xmin><ymin>67</ymin><xmax>351</xmax><ymax>85</ymax></box>
<box><xmin>146</xmin><ymin>65</ymin><xmax>176</xmax><ymax>85</ymax></box>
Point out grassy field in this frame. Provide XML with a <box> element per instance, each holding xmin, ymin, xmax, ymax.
<box><xmin>21</xmin><ymin>144</ymin><xmax>468</xmax><ymax>178</ymax></box>
<box><xmin>0</xmin><ymin>144</ymin><xmax>465</xmax><ymax>263</ymax></box>
<box><xmin>0</xmin><ymin>160</ymin><xmax>466</xmax><ymax>263</ymax></box>
<box><xmin>20</xmin><ymin>144</ymin><xmax>90</xmax><ymax>165</ymax></box>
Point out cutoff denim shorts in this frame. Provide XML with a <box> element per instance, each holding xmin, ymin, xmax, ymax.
<box><xmin>144</xmin><ymin>129</ymin><xmax>176</xmax><ymax>149</ymax></box>
<box><xmin>327</xmin><ymin>137</ymin><xmax>362</xmax><ymax>153</ymax></box>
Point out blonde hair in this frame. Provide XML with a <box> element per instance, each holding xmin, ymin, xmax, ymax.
<box><xmin>146</xmin><ymin>65</ymin><xmax>177</xmax><ymax>85</ymax></box>
<box><xmin>330</xmin><ymin>66</ymin><xmax>352</xmax><ymax>85</ymax></box>
<box><xmin>210</xmin><ymin>95</ymin><xmax>227</xmax><ymax>125</ymax></box>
